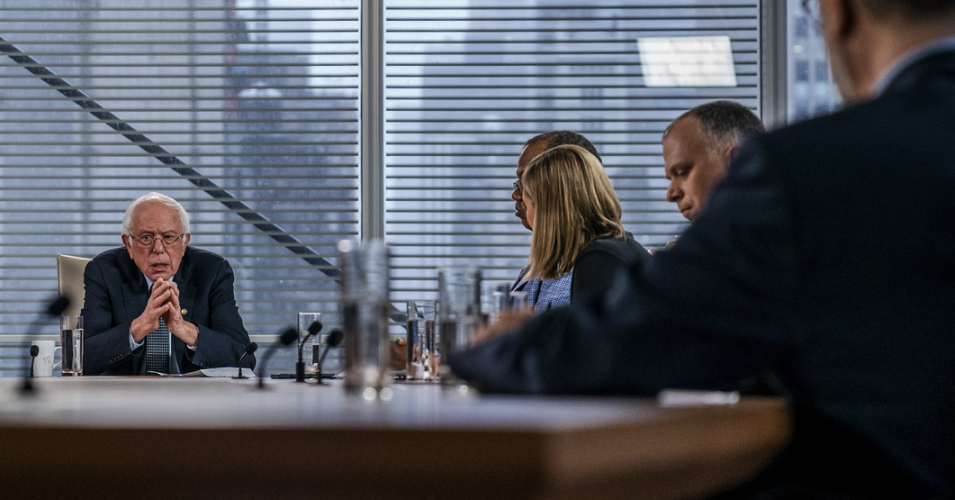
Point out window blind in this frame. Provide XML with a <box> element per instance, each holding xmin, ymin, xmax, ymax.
<box><xmin>0</xmin><ymin>0</ymin><xmax>360</xmax><ymax>375</ymax></box>
<box><xmin>383</xmin><ymin>0</ymin><xmax>761</xmax><ymax>300</ymax></box>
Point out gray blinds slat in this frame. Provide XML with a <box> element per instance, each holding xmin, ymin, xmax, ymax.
<box><xmin>0</xmin><ymin>0</ymin><xmax>360</xmax><ymax>337</ymax></box>
<box><xmin>383</xmin><ymin>0</ymin><xmax>761</xmax><ymax>300</ymax></box>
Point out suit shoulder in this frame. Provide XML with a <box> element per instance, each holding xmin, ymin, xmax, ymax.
<box><xmin>183</xmin><ymin>247</ymin><xmax>233</xmax><ymax>273</ymax></box>
<box><xmin>88</xmin><ymin>247</ymin><xmax>134</xmax><ymax>273</ymax></box>
<box><xmin>90</xmin><ymin>246</ymin><xmax>130</xmax><ymax>264</ymax></box>
<box><xmin>751</xmin><ymin>90</ymin><xmax>946</xmax><ymax>185</ymax></box>
<box><xmin>757</xmin><ymin>91</ymin><xmax>922</xmax><ymax>156</ymax></box>
<box><xmin>185</xmin><ymin>246</ymin><xmax>227</xmax><ymax>262</ymax></box>
<box><xmin>736</xmin><ymin>99</ymin><xmax>898</xmax><ymax>188</ymax></box>
<box><xmin>578</xmin><ymin>235</ymin><xmax>647</xmax><ymax>267</ymax></box>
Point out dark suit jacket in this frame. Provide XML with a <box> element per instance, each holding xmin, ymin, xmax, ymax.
<box><xmin>82</xmin><ymin>246</ymin><xmax>254</xmax><ymax>376</ymax></box>
<box><xmin>570</xmin><ymin>233</ymin><xmax>649</xmax><ymax>302</ymax></box>
<box><xmin>451</xmin><ymin>51</ymin><xmax>955</xmax><ymax>498</ymax></box>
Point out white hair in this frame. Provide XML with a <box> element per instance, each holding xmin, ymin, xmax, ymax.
<box><xmin>122</xmin><ymin>192</ymin><xmax>190</xmax><ymax>238</ymax></box>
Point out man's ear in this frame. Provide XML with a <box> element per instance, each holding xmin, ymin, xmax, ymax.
<box><xmin>724</xmin><ymin>145</ymin><xmax>741</xmax><ymax>166</ymax></box>
<box><xmin>820</xmin><ymin>0</ymin><xmax>856</xmax><ymax>41</ymax></box>
<box><xmin>183</xmin><ymin>233</ymin><xmax>191</xmax><ymax>246</ymax></box>
<box><xmin>122</xmin><ymin>234</ymin><xmax>134</xmax><ymax>257</ymax></box>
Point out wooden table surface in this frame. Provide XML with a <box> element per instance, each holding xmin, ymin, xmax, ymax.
<box><xmin>0</xmin><ymin>377</ymin><xmax>792</xmax><ymax>500</ymax></box>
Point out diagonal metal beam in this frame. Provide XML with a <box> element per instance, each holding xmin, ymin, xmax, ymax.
<box><xmin>0</xmin><ymin>34</ymin><xmax>343</xmax><ymax>283</ymax></box>
<box><xmin>1</xmin><ymin>35</ymin><xmax>410</xmax><ymax>326</ymax></box>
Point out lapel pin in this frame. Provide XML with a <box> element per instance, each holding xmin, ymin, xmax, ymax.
<box><xmin>181</xmin><ymin>308</ymin><xmax>188</xmax><ymax>315</ymax></box>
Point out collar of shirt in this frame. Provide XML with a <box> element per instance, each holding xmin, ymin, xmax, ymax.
<box><xmin>144</xmin><ymin>274</ymin><xmax>175</xmax><ymax>291</ymax></box>
<box><xmin>512</xmin><ymin>264</ymin><xmax>534</xmax><ymax>292</ymax></box>
<box><xmin>871</xmin><ymin>36</ymin><xmax>955</xmax><ymax>97</ymax></box>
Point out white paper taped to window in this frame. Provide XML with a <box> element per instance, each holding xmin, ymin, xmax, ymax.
<box><xmin>637</xmin><ymin>36</ymin><xmax>737</xmax><ymax>87</ymax></box>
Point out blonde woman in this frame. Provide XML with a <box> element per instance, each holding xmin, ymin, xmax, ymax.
<box><xmin>521</xmin><ymin>145</ymin><xmax>649</xmax><ymax>303</ymax></box>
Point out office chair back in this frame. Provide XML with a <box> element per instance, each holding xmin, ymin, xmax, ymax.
<box><xmin>56</xmin><ymin>254</ymin><xmax>92</xmax><ymax>318</ymax></box>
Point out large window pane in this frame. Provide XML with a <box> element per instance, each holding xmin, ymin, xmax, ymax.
<box><xmin>0</xmin><ymin>0</ymin><xmax>359</xmax><ymax>375</ymax></box>
<box><xmin>383</xmin><ymin>0</ymin><xmax>761</xmax><ymax>300</ymax></box>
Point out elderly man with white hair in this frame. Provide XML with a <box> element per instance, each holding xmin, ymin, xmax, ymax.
<box><xmin>82</xmin><ymin>192</ymin><xmax>252</xmax><ymax>375</ymax></box>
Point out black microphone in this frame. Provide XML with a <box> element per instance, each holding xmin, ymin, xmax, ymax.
<box><xmin>233</xmin><ymin>342</ymin><xmax>258</xmax><ymax>379</ymax></box>
<box><xmin>29</xmin><ymin>345</ymin><xmax>39</xmax><ymax>378</ymax></box>
<box><xmin>316</xmin><ymin>328</ymin><xmax>344</xmax><ymax>385</ymax></box>
<box><xmin>257</xmin><ymin>327</ymin><xmax>298</xmax><ymax>389</ymax></box>
<box><xmin>296</xmin><ymin>320</ymin><xmax>323</xmax><ymax>383</ymax></box>
<box><xmin>20</xmin><ymin>295</ymin><xmax>71</xmax><ymax>394</ymax></box>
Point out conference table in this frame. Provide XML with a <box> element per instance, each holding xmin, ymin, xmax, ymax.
<box><xmin>0</xmin><ymin>377</ymin><xmax>791</xmax><ymax>500</ymax></box>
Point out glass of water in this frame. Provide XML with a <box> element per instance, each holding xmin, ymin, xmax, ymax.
<box><xmin>59</xmin><ymin>315</ymin><xmax>84</xmax><ymax>376</ymax></box>
<box><xmin>339</xmin><ymin>239</ymin><xmax>391</xmax><ymax>397</ymax></box>
<box><xmin>405</xmin><ymin>300</ymin><xmax>437</xmax><ymax>381</ymax></box>
<box><xmin>437</xmin><ymin>266</ymin><xmax>482</xmax><ymax>388</ymax></box>
<box><xmin>485</xmin><ymin>282</ymin><xmax>512</xmax><ymax>325</ymax></box>
<box><xmin>297</xmin><ymin>312</ymin><xmax>322</xmax><ymax>374</ymax></box>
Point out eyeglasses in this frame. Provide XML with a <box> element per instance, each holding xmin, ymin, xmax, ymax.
<box><xmin>512</xmin><ymin>180</ymin><xmax>523</xmax><ymax>191</ymax></box>
<box><xmin>131</xmin><ymin>233</ymin><xmax>184</xmax><ymax>247</ymax></box>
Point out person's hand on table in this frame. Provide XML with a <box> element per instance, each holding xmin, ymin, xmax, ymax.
<box><xmin>474</xmin><ymin>308</ymin><xmax>535</xmax><ymax>345</ymax></box>
<box><xmin>390</xmin><ymin>337</ymin><xmax>407</xmax><ymax>370</ymax></box>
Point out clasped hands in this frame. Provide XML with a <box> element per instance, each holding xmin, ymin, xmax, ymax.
<box><xmin>130</xmin><ymin>278</ymin><xmax>198</xmax><ymax>346</ymax></box>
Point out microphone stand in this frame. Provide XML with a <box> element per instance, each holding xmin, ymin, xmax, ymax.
<box><xmin>28</xmin><ymin>346</ymin><xmax>39</xmax><ymax>379</ymax></box>
<box><xmin>316</xmin><ymin>329</ymin><xmax>344</xmax><ymax>385</ymax></box>
<box><xmin>257</xmin><ymin>327</ymin><xmax>299</xmax><ymax>389</ymax></box>
<box><xmin>233</xmin><ymin>342</ymin><xmax>258</xmax><ymax>379</ymax></box>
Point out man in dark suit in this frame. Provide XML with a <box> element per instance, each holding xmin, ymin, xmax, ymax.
<box><xmin>82</xmin><ymin>192</ymin><xmax>253</xmax><ymax>375</ymax></box>
<box><xmin>452</xmin><ymin>1</ymin><xmax>955</xmax><ymax>498</ymax></box>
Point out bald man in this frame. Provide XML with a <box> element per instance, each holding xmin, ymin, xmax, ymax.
<box><xmin>663</xmin><ymin>101</ymin><xmax>764</xmax><ymax>223</ymax></box>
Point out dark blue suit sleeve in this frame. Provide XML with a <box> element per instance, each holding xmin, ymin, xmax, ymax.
<box><xmin>450</xmin><ymin>141</ymin><xmax>802</xmax><ymax>394</ymax></box>
<box><xmin>82</xmin><ymin>258</ymin><xmax>138</xmax><ymax>376</ymax></box>
<box><xmin>181</xmin><ymin>258</ymin><xmax>254</xmax><ymax>370</ymax></box>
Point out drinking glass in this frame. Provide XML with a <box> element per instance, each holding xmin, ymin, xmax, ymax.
<box><xmin>59</xmin><ymin>315</ymin><xmax>84</xmax><ymax>376</ymax></box>
<box><xmin>509</xmin><ymin>290</ymin><xmax>530</xmax><ymax>311</ymax></box>
<box><xmin>437</xmin><ymin>266</ymin><xmax>482</xmax><ymax>388</ymax></box>
<box><xmin>339</xmin><ymin>239</ymin><xmax>391</xmax><ymax>396</ymax></box>
<box><xmin>485</xmin><ymin>282</ymin><xmax>512</xmax><ymax>325</ymax></box>
<box><xmin>405</xmin><ymin>300</ymin><xmax>437</xmax><ymax>381</ymax></box>
<box><xmin>297</xmin><ymin>312</ymin><xmax>322</xmax><ymax>374</ymax></box>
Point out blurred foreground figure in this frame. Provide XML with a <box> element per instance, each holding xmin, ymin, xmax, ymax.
<box><xmin>452</xmin><ymin>1</ymin><xmax>955</xmax><ymax>497</ymax></box>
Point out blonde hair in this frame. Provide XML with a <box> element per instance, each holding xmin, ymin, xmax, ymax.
<box><xmin>523</xmin><ymin>145</ymin><xmax>624</xmax><ymax>280</ymax></box>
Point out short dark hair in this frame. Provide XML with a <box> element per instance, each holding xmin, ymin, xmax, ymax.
<box><xmin>525</xmin><ymin>130</ymin><xmax>602</xmax><ymax>163</ymax></box>
<box><xmin>860</xmin><ymin>0</ymin><xmax>955</xmax><ymax>21</ymax></box>
<box><xmin>666</xmin><ymin>100</ymin><xmax>764</xmax><ymax>154</ymax></box>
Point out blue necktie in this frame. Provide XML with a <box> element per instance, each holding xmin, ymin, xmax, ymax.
<box><xmin>144</xmin><ymin>318</ymin><xmax>170</xmax><ymax>374</ymax></box>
